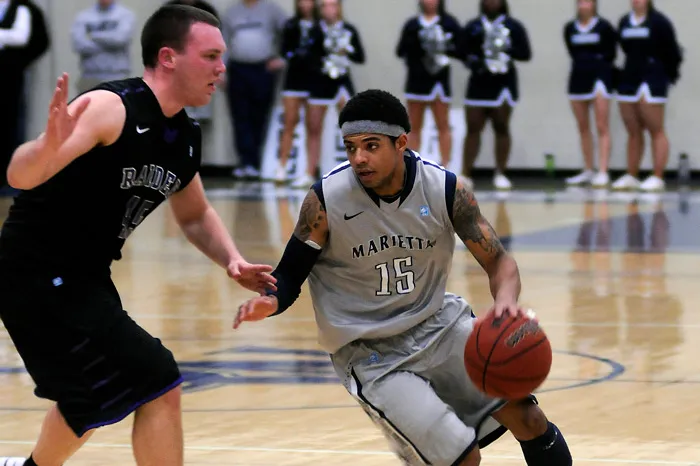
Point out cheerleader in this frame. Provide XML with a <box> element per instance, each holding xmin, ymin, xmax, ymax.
<box><xmin>564</xmin><ymin>0</ymin><xmax>617</xmax><ymax>188</ymax></box>
<box><xmin>291</xmin><ymin>0</ymin><xmax>365</xmax><ymax>188</ymax></box>
<box><xmin>276</xmin><ymin>0</ymin><xmax>319</xmax><ymax>183</ymax></box>
<box><xmin>461</xmin><ymin>0</ymin><xmax>531</xmax><ymax>190</ymax></box>
<box><xmin>612</xmin><ymin>0</ymin><xmax>682</xmax><ymax>192</ymax></box>
<box><xmin>395</xmin><ymin>0</ymin><xmax>461</xmax><ymax>167</ymax></box>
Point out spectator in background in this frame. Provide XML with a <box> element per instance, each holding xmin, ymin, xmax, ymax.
<box><xmin>460</xmin><ymin>0</ymin><xmax>531</xmax><ymax>191</ymax></box>
<box><xmin>70</xmin><ymin>0</ymin><xmax>136</xmax><ymax>94</ymax></box>
<box><xmin>396</xmin><ymin>0</ymin><xmax>461</xmax><ymax>168</ymax></box>
<box><xmin>0</xmin><ymin>0</ymin><xmax>49</xmax><ymax>195</ymax></box>
<box><xmin>222</xmin><ymin>0</ymin><xmax>288</xmax><ymax>180</ymax></box>
<box><xmin>563</xmin><ymin>0</ymin><xmax>616</xmax><ymax>189</ymax></box>
<box><xmin>612</xmin><ymin>0</ymin><xmax>682</xmax><ymax>192</ymax></box>
<box><xmin>274</xmin><ymin>0</ymin><xmax>319</xmax><ymax>184</ymax></box>
<box><xmin>166</xmin><ymin>0</ymin><xmax>220</xmax><ymax>124</ymax></box>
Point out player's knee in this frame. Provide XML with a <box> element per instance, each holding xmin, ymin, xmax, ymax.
<box><xmin>515</xmin><ymin>400</ymin><xmax>548</xmax><ymax>439</ymax></box>
<box><xmin>457</xmin><ymin>446</ymin><xmax>481</xmax><ymax>466</ymax></box>
<box><xmin>143</xmin><ymin>385</ymin><xmax>182</xmax><ymax>413</ymax></box>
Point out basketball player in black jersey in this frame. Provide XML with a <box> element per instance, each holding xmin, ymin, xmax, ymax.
<box><xmin>0</xmin><ymin>5</ymin><xmax>275</xmax><ymax>466</ymax></box>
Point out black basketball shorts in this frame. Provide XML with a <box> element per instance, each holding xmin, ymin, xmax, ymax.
<box><xmin>0</xmin><ymin>262</ymin><xmax>183</xmax><ymax>437</ymax></box>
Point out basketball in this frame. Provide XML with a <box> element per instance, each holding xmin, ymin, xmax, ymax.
<box><xmin>464</xmin><ymin>312</ymin><xmax>552</xmax><ymax>400</ymax></box>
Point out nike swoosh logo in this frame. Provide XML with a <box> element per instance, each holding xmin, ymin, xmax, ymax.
<box><xmin>344</xmin><ymin>211</ymin><xmax>364</xmax><ymax>220</ymax></box>
<box><xmin>136</xmin><ymin>126</ymin><xmax>150</xmax><ymax>134</ymax></box>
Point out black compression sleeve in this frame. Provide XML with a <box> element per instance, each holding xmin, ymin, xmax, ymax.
<box><xmin>266</xmin><ymin>235</ymin><xmax>322</xmax><ymax>316</ymax></box>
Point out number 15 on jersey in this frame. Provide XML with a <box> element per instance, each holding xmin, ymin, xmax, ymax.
<box><xmin>375</xmin><ymin>256</ymin><xmax>415</xmax><ymax>296</ymax></box>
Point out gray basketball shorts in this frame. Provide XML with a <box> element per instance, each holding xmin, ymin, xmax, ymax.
<box><xmin>331</xmin><ymin>293</ymin><xmax>508</xmax><ymax>466</ymax></box>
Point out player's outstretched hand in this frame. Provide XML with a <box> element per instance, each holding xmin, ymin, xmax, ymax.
<box><xmin>227</xmin><ymin>259</ymin><xmax>277</xmax><ymax>294</ymax></box>
<box><xmin>44</xmin><ymin>73</ymin><xmax>90</xmax><ymax>152</ymax></box>
<box><xmin>488</xmin><ymin>300</ymin><xmax>537</xmax><ymax>321</ymax></box>
<box><xmin>233</xmin><ymin>296</ymin><xmax>278</xmax><ymax>329</ymax></box>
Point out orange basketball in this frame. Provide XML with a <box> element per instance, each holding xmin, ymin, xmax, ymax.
<box><xmin>464</xmin><ymin>312</ymin><xmax>552</xmax><ymax>399</ymax></box>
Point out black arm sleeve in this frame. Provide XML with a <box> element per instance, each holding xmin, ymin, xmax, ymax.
<box><xmin>266</xmin><ymin>235</ymin><xmax>322</xmax><ymax>316</ymax></box>
<box><xmin>266</xmin><ymin>182</ymin><xmax>326</xmax><ymax>316</ymax></box>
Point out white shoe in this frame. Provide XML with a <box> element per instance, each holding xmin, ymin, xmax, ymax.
<box><xmin>233</xmin><ymin>165</ymin><xmax>259</xmax><ymax>179</ymax></box>
<box><xmin>0</xmin><ymin>458</ymin><xmax>29</xmax><ymax>466</ymax></box>
<box><xmin>566</xmin><ymin>170</ymin><xmax>594</xmax><ymax>185</ymax></box>
<box><xmin>274</xmin><ymin>164</ymin><xmax>288</xmax><ymax>183</ymax></box>
<box><xmin>639</xmin><ymin>175</ymin><xmax>665</xmax><ymax>192</ymax></box>
<box><xmin>291</xmin><ymin>173</ymin><xmax>315</xmax><ymax>189</ymax></box>
<box><xmin>611</xmin><ymin>173</ymin><xmax>641</xmax><ymax>191</ymax></box>
<box><xmin>590</xmin><ymin>171</ymin><xmax>610</xmax><ymax>188</ymax></box>
<box><xmin>244</xmin><ymin>166</ymin><xmax>260</xmax><ymax>178</ymax></box>
<box><xmin>493</xmin><ymin>172</ymin><xmax>512</xmax><ymax>190</ymax></box>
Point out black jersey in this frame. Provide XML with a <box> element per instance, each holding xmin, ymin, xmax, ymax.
<box><xmin>396</xmin><ymin>14</ymin><xmax>462</xmax><ymax>78</ymax></box>
<box><xmin>617</xmin><ymin>10</ymin><xmax>682</xmax><ymax>83</ymax></box>
<box><xmin>563</xmin><ymin>17</ymin><xmax>616</xmax><ymax>72</ymax></box>
<box><xmin>281</xmin><ymin>17</ymin><xmax>316</xmax><ymax>67</ymax></box>
<box><xmin>618</xmin><ymin>10</ymin><xmax>683</xmax><ymax>82</ymax></box>
<box><xmin>0</xmin><ymin>78</ymin><xmax>202</xmax><ymax>274</ymax></box>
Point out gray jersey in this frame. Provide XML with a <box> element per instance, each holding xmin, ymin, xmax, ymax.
<box><xmin>71</xmin><ymin>3</ymin><xmax>135</xmax><ymax>80</ymax></box>
<box><xmin>308</xmin><ymin>151</ymin><xmax>457</xmax><ymax>353</ymax></box>
<box><xmin>221</xmin><ymin>0</ymin><xmax>287</xmax><ymax>64</ymax></box>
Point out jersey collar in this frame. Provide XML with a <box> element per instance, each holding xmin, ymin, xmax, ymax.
<box><xmin>361</xmin><ymin>150</ymin><xmax>418</xmax><ymax>208</ymax></box>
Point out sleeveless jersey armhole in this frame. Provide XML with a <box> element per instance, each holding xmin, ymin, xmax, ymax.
<box><xmin>444</xmin><ymin>170</ymin><xmax>457</xmax><ymax>229</ymax></box>
<box><xmin>311</xmin><ymin>179</ymin><xmax>328</xmax><ymax>238</ymax></box>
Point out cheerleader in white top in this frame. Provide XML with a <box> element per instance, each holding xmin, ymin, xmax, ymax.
<box><xmin>563</xmin><ymin>0</ymin><xmax>617</xmax><ymax>188</ymax></box>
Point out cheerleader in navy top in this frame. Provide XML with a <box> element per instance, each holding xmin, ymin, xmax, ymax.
<box><xmin>275</xmin><ymin>0</ymin><xmax>319</xmax><ymax>184</ymax></box>
<box><xmin>396</xmin><ymin>0</ymin><xmax>461</xmax><ymax>167</ymax></box>
<box><xmin>292</xmin><ymin>0</ymin><xmax>365</xmax><ymax>188</ymax></box>
<box><xmin>612</xmin><ymin>0</ymin><xmax>682</xmax><ymax>192</ymax></box>
<box><xmin>563</xmin><ymin>0</ymin><xmax>617</xmax><ymax>188</ymax></box>
<box><xmin>461</xmin><ymin>0</ymin><xmax>531</xmax><ymax>190</ymax></box>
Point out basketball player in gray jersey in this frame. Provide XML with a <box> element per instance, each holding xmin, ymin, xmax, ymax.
<box><xmin>235</xmin><ymin>90</ymin><xmax>572</xmax><ymax>466</ymax></box>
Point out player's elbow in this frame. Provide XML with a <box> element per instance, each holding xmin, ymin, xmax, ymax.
<box><xmin>6</xmin><ymin>163</ymin><xmax>36</xmax><ymax>191</ymax></box>
<box><xmin>485</xmin><ymin>251</ymin><xmax>518</xmax><ymax>279</ymax></box>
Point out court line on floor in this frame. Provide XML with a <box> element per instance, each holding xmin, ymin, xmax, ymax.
<box><xmin>0</xmin><ymin>440</ymin><xmax>695</xmax><ymax>464</ymax></box>
<box><xmin>77</xmin><ymin>315</ymin><xmax>700</xmax><ymax>329</ymax></box>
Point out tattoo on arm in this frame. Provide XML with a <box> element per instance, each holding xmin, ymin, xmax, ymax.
<box><xmin>452</xmin><ymin>183</ymin><xmax>505</xmax><ymax>267</ymax></box>
<box><xmin>293</xmin><ymin>189</ymin><xmax>328</xmax><ymax>243</ymax></box>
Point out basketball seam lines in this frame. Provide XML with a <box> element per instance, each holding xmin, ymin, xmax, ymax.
<box><xmin>486</xmin><ymin>337</ymin><xmax>549</xmax><ymax>366</ymax></box>
<box><xmin>481</xmin><ymin>318</ymin><xmax>518</xmax><ymax>394</ymax></box>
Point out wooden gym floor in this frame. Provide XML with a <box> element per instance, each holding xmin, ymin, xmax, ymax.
<box><xmin>0</xmin><ymin>183</ymin><xmax>699</xmax><ymax>465</ymax></box>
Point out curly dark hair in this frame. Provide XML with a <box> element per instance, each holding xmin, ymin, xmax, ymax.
<box><xmin>338</xmin><ymin>89</ymin><xmax>411</xmax><ymax>135</ymax></box>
